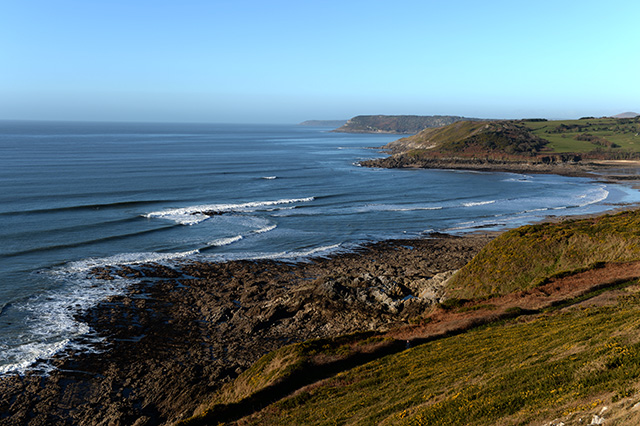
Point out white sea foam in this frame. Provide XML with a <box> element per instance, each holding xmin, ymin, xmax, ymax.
<box><xmin>209</xmin><ymin>235</ymin><xmax>243</xmax><ymax>247</ymax></box>
<box><xmin>253</xmin><ymin>224</ymin><xmax>277</xmax><ymax>234</ymax></box>
<box><xmin>503</xmin><ymin>175</ymin><xmax>533</xmax><ymax>182</ymax></box>
<box><xmin>62</xmin><ymin>250</ymin><xmax>200</xmax><ymax>273</ymax></box>
<box><xmin>517</xmin><ymin>207</ymin><xmax>550</xmax><ymax>215</ymax></box>
<box><xmin>0</xmin><ymin>339</ymin><xmax>69</xmax><ymax>376</ymax></box>
<box><xmin>389</xmin><ymin>206</ymin><xmax>443</xmax><ymax>212</ymax></box>
<box><xmin>462</xmin><ymin>200</ymin><xmax>496</xmax><ymax>207</ymax></box>
<box><xmin>355</xmin><ymin>204</ymin><xmax>444</xmax><ymax>213</ymax></box>
<box><xmin>144</xmin><ymin>197</ymin><xmax>314</xmax><ymax>225</ymax></box>
<box><xmin>1</xmin><ymin>274</ymin><xmax>135</xmax><ymax>376</ymax></box>
<box><xmin>196</xmin><ymin>243</ymin><xmax>346</xmax><ymax>264</ymax></box>
<box><xmin>577</xmin><ymin>186</ymin><xmax>609</xmax><ymax>207</ymax></box>
<box><xmin>0</xmin><ymin>249</ymin><xmax>201</xmax><ymax>376</ymax></box>
<box><xmin>249</xmin><ymin>244</ymin><xmax>344</xmax><ymax>261</ymax></box>
<box><xmin>294</xmin><ymin>244</ymin><xmax>343</xmax><ymax>258</ymax></box>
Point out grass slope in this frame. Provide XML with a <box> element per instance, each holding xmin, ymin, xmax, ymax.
<box><xmin>524</xmin><ymin>117</ymin><xmax>640</xmax><ymax>155</ymax></box>
<box><xmin>179</xmin><ymin>209</ymin><xmax>640</xmax><ymax>426</ymax></box>
<box><xmin>236</xmin><ymin>286</ymin><xmax>640</xmax><ymax>425</ymax></box>
<box><xmin>448</xmin><ymin>209</ymin><xmax>640</xmax><ymax>299</ymax></box>
<box><xmin>389</xmin><ymin>117</ymin><xmax>640</xmax><ymax>161</ymax></box>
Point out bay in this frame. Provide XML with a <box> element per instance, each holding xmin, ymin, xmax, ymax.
<box><xmin>1</xmin><ymin>120</ymin><xmax>639</xmax><ymax>374</ymax></box>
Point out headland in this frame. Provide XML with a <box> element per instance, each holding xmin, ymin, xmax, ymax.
<box><xmin>360</xmin><ymin>117</ymin><xmax>640</xmax><ymax>181</ymax></box>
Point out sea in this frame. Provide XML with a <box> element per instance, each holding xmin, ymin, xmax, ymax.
<box><xmin>1</xmin><ymin>120</ymin><xmax>640</xmax><ymax>376</ymax></box>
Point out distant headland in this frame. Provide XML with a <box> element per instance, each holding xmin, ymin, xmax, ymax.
<box><xmin>612</xmin><ymin>111</ymin><xmax>640</xmax><ymax>118</ymax></box>
<box><xmin>361</xmin><ymin>115</ymin><xmax>640</xmax><ymax>178</ymax></box>
<box><xmin>332</xmin><ymin>114</ymin><xmax>484</xmax><ymax>134</ymax></box>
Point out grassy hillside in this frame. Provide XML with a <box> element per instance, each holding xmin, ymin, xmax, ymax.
<box><xmin>212</xmin><ymin>285</ymin><xmax>640</xmax><ymax>425</ymax></box>
<box><xmin>383</xmin><ymin>117</ymin><xmax>640</xmax><ymax>162</ymax></box>
<box><xmin>524</xmin><ymin>117</ymin><xmax>640</xmax><ymax>155</ymax></box>
<box><xmin>448</xmin><ymin>209</ymin><xmax>640</xmax><ymax>299</ymax></box>
<box><xmin>178</xmin><ymin>208</ymin><xmax>640</xmax><ymax>426</ymax></box>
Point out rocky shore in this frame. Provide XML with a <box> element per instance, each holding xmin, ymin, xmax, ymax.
<box><xmin>0</xmin><ymin>234</ymin><xmax>491</xmax><ymax>426</ymax></box>
<box><xmin>360</xmin><ymin>155</ymin><xmax>611</xmax><ymax>178</ymax></box>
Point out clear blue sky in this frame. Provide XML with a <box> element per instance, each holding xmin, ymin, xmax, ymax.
<box><xmin>2</xmin><ymin>0</ymin><xmax>639</xmax><ymax>123</ymax></box>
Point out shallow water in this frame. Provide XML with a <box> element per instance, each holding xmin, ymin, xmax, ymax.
<box><xmin>1</xmin><ymin>120</ymin><xmax>639</xmax><ymax>374</ymax></box>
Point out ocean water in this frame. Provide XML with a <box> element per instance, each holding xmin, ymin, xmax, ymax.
<box><xmin>1</xmin><ymin>120</ymin><xmax>639</xmax><ymax>375</ymax></box>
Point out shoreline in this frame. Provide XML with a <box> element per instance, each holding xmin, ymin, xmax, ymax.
<box><xmin>360</xmin><ymin>155</ymin><xmax>640</xmax><ymax>182</ymax></box>
<box><xmin>0</xmin><ymin>234</ymin><xmax>492</xmax><ymax>425</ymax></box>
<box><xmin>2</xmin><ymin>163</ymin><xmax>640</xmax><ymax>425</ymax></box>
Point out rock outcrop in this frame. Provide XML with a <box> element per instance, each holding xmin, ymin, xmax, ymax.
<box><xmin>0</xmin><ymin>235</ymin><xmax>491</xmax><ymax>426</ymax></box>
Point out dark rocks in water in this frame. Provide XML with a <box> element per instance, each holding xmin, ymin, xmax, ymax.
<box><xmin>0</xmin><ymin>235</ymin><xmax>492</xmax><ymax>426</ymax></box>
<box><xmin>191</xmin><ymin>210</ymin><xmax>224</xmax><ymax>217</ymax></box>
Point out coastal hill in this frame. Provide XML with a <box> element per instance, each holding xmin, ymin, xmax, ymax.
<box><xmin>332</xmin><ymin>114</ymin><xmax>480</xmax><ymax>134</ymax></box>
<box><xmin>613</xmin><ymin>111</ymin><xmax>640</xmax><ymax>118</ymax></box>
<box><xmin>362</xmin><ymin>116</ymin><xmax>640</xmax><ymax>173</ymax></box>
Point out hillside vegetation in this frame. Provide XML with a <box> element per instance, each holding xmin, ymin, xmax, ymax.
<box><xmin>233</xmin><ymin>291</ymin><xmax>640</xmax><ymax>425</ymax></box>
<box><xmin>368</xmin><ymin>117</ymin><xmax>640</xmax><ymax>167</ymax></box>
<box><xmin>448</xmin><ymin>209</ymin><xmax>640</xmax><ymax>299</ymax></box>
<box><xmin>526</xmin><ymin>117</ymin><xmax>640</xmax><ymax>157</ymax></box>
<box><xmin>179</xmin><ymin>209</ymin><xmax>640</xmax><ymax>426</ymax></box>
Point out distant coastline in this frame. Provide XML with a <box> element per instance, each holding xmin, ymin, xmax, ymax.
<box><xmin>332</xmin><ymin>114</ymin><xmax>483</xmax><ymax>134</ymax></box>
<box><xmin>361</xmin><ymin>116</ymin><xmax>640</xmax><ymax>181</ymax></box>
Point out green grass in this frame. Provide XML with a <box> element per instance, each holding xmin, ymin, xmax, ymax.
<box><xmin>177</xmin><ymin>209</ymin><xmax>640</xmax><ymax>426</ymax></box>
<box><xmin>394</xmin><ymin>117</ymin><xmax>640</xmax><ymax>160</ymax></box>
<box><xmin>238</xmin><ymin>287</ymin><xmax>640</xmax><ymax>425</ymax></box>
<box><xmin>521</xmin><ymin>118</ymin><xmax>640</xmax><ymax>154</ymax></box>
<box><xmin>447</xmin><ymin>209</ymin><xmax>640</xmax><ymax>299</ymax></box>
<box><xmin>394</xmin><ymin>121</ymin><xmax>488</xmax><ymax>148</ymax></box>
<box><xmin>178</xmin><ymin>332</ymin><xmax>394</xmax><ymax>425</ymax></box>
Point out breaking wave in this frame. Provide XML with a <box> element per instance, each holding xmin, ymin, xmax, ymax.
<box><xmin>209</xmin><ymin>235</ymin><xmax>243</xmax><ymax>247</ymax></box>
<box><xmin>462</xmin><ymin>200</ymin><xmax>496</xmax><ymax>207</ymax></box>
<box><xmin>0</xmin><ymin>249</ymin><xmax>199</xmax><ymax>376</ymax></box>
<box><xmin>143</xmin><ymin>197</ymin><xmax>315</xmax><ymax>225</ymax></box>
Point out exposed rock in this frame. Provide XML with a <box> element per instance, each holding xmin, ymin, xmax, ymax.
<box><xmin>0</xmin><ymin>235</ymin><xmax>491</xmax><ymax>426</ymax></box>
<box><xmin>416</xmin><ymin>270</ymin><xmax>457</xmax><ymax>302</ymax></box>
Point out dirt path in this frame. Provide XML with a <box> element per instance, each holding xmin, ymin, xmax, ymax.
<box><xmin>392</xmin><ymin>261</ymin><xmax>640</xmax><ymax>342</ymax></box>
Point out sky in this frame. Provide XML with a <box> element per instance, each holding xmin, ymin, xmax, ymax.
<box><xmin>1</xmin><ymin>0</ymin><xmax>639</xmax><ymax>123</ymax></box>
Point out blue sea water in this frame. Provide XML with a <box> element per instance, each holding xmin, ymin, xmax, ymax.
<box><xmin>1</xmin><ymin>120</ymin><xmax>639</xmax><ymax>375</ymax></box>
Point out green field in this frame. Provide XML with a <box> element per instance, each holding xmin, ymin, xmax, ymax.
<box><xmin>387</xmin><ymin>117</ymin><xmax>640</xmax><ymax>161</ymax></box>
<box><xmin>522</xmin><ymin>117</ymin><xmax>640</xmax><ymax>154</ymax></box>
